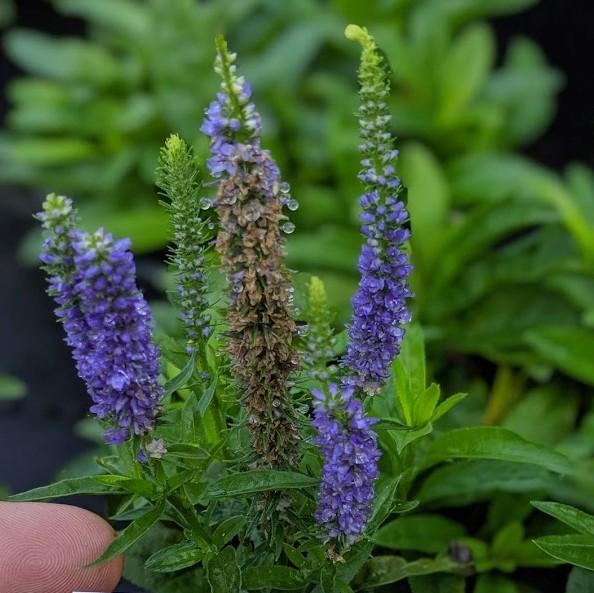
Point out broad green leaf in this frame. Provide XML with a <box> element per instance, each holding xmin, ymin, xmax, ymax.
<box><xmin>53</xmin><ymin>0</ymin><xmax>150</xmax><ymax>37</ymax></box>
<box><xmin>437</xmin><ymin>24</ymin><xmax>494</xmax><ymax>124</ymax></box>
<box><xmin>401</xmin><ymin>143</ymin><xmax>449</xmax><ymax>275</ymax></box>
<box><xmin>145</xmin><ymin>541</ymin><xmax>202</xmax><ymax>573</ymax></box>
<box><xmin>422</xmin><ymin>427</ymin><xmax>571</xmax><ymax>474</ymax></box>
<box><xmin>90</xmin><ymin>499</ymin><xmax>165</xmax><ymax>566</ymax></box>
<box><xmin>525</xmin><ymin>327</ymin><xmax>594</xmax><ymax>386</ymax></box>
<box><xmin>418</xmin><ymin>460</ymin><xmax>555</xmax><ymax>507</ymax></box>
<box><xmin>0</xmin><ymin>373</ymin><xmax>26</xmax><ymax>400</ymax></box>
<box><xmin>163</xmin><ymin>352</ymin><xmax>196</xmax><ymax>397</ymax></box>
<box><xmin>531</xmin><ymin>501</ymin><xmax>594</xmax><ymax>536</ymax></box>
<box><xmin>209</xmin><ymin>470</ymin><xmax>318</xmax><ymax>498</ymax></box>
<box><xmin>356</xmin><ymin>556</ymin><xmax>458</xmax><ymax>589</ymax></box>
<box><xmin>4</xmin><ymin>30</ymin><xmax>122</xmax><ymax>86</ymax></box>
<box><xmin>206</xmin><ymin>546</ymin><xmax>241</xmax><ymax>593</ymax></box>
<box><xmin>243</xmin><ymin>566</ymin><xmax>305</xmax><ymax>590</ymax></box>
<box><xmin>96</xmin><ymin>207</ymin><xmax>170</xmax><ymax>254</ymax></box>
<box><xmin>503</xmin><ymin>387</ymin><xmax>578</xmax><ymax>446</ymax></box>
<box><xmin>373</xmin><ymin>514</ymin><xmax>465</xmax><ymax>554</ymax></box>
<box><xmin>533</xmin><ymin>534</ymin><xmax>594</xmax><ymax>571</ymax></box>
<box><xmin>485</xmin><ymin>37</ymin><xmax>562</xmax><ymax>146</ymax></box>
<box><xmin>2</xmin><ymin>137</ymin><xmax>97</xmax><ymax>165</ymax></box>
<box><xmin>9</xmin><ymin>476</ymin><xmax>125</xmax><ymax>501</ymax></box>
<box><xmin>566</xmin><ymin>567</ymin><xmax>594</xmax><ymax>593</ymax></box>
<box><xmin>409</xmin><ymin>573</ymin><xmax>466</xmax><ymax>593</ymax></box>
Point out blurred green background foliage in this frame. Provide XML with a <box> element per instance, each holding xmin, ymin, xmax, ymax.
<box><xmin>3</xmin><ymin>0</ymin><xmax>593</xmax><ymax>391</ymax></box>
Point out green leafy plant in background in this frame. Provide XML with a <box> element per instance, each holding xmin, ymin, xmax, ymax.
<box><xmin>3</xmin><ymin>0</ymin><xmax>593</xmax><ymax>383</ymax></box>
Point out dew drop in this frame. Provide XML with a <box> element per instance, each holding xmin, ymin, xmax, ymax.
<box><xmin>286</xmin><ymin>199</ymin><xmax>299</xmax><ymax>211</ymax></box>
<box><xmin>279</xmin><ymin>181</ymin><xmax>290</xmax><ymax>193</ymax></box>
<box><xmin>200</xmin><ymin>198</ymin><xmax>212</xmax><ymax>210</ymax></box>
<box><xmin>281</xmin><ymin>221</ymin><xmax>295</xmax><ymax>234</ymax></box>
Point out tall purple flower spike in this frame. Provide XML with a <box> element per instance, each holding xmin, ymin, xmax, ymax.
<box><xmin>313</xmin><ymin>26</ymin><xmax>413</xmax><ymax>547</ymax></box>
<box><xmin>342</xmin><ymin>25</ymin><xmax>412</xmax><ymax>395</ymax></box>
<box><xmin>38</xmin><ymin>194</ymin><xmax>163</xmax><ymax>445</ymax></box>
<box><xmin>312</xmin><ymin>385</ymin><xmax>380</xmax><ymax>547</ymax></box>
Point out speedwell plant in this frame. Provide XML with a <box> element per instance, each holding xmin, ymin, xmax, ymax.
<box><xmin>13</xmin><ymin>27</ymin><xmax>577</xmax><ymax>593</ymax></box>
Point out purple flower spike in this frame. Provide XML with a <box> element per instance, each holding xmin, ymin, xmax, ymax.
<box><xmin>38</xmin><ymin>194</ymin><xmax>163</xmax><ymax>445</ymax></box>
<box><xmin>343</xmin><ymin>25</ymin><xmax>413</xmax><ymax>395</ymax></box>
<box><xmin>312</xmin><ymin>384</ymin><xmax>380</xmax><ymax>547</ymax></box>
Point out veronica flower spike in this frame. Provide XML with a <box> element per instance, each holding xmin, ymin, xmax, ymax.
<box><xmin>343</xmin><ymin>24</ymin><xmax>413</xmax><ymax>395</ymax></box>
<box><xmin>38</xmin><ymin>194</ymin><xmax>163</xmax><ymax>445</ymax></box>
<box><xmin>312</xmin><ymin>384</ymin><xmax>380</xmax><ymax>547</ymax></box>
<box><xmin>201</xmin><ymin>36</ymin><xmax>300</xmax><ymax>466</ymax></box>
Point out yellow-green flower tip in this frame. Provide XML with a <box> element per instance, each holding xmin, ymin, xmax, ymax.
<box><xmin>345</xmin><ymin>24</ymin><xmax>371</xmax><ymax>47</ymax></box>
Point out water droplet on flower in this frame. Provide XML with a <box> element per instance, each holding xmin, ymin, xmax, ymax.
<box><xmin>200</xmin><ymin>198</ymin><xmax>212</xmax><ymax>210</ymax></box>
<box><xmin>279</xmin><ymin>182</ymin><xmax>290</xmax><ymax>193</ymax></box>
<box><xmin>286</xmin><ymin>199</ymin><xmax>299</xmax><ymax>211</ymax></box>
<box><xmin>281</xmin><ymin>221</ymin><xmax>295</xmax><ymax>234</ymax></box>
<box><xmin>244</xmin><ymin>201</ymin><xmax>262</xmax><ymax>222</ymax></box>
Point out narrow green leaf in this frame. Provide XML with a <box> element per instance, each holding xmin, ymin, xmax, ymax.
<box><xmin>89</xmin><ymin>499</ymin><xmax>165</xmax><ymax>566</ymax></box>
<box><xmin>431</xmin><ymin>393</ymin><xmax>467</xmax><ymax>423</ymax></box>
<box><xmin>209</xmin><ymin>470</ymin><xmax>318</xmax><ymax>498</ymax></box>
<box><xmin>198</xmin><ymin>374</ymin><xmax>218</xmax><ymax>417</ymax></box>
<box><xmin>243</xmin><ymin>566</ymin><xmax>305</xmax><ymax>590</ymax></box>
<box><xmin>166</xmin><ymin>443</ymin><xmax>209</xmax><ymax>460</ymax></box>
<box><xmin>532</xmin><ymin>501</ymin><xmax>594</xmax><ymax>536</ymax></box>
<box><xmin>422</xmin><ymin>427</ymin><xmax>572</xmax><ymax>474</ymax></box>
<box><xmin>212</xmin><ymin>515</ymin><xmax>245</xmax><ymax>547</ymax></box>
<box><xmin>145</xmin><ymin>541</ymin><xmax>202</xmax><ymax>573</ymax></box>
<box><xmin>206</xmin><ymin>546</ymin><xmax>241</xmax><ymax>593</ymax></box>
<box><xmin>533</xmin><ymin>535</ymin><xmax>594</xmax><ymax>571</ymax></box>
<box><xmin>373</xmin><ymin>515</ymin><xmax>465</xmax><ymax>554</ymax></box>
<box><xmin>93</xmin><ymin>475</ymin><xmax>156</xmax><ymax>498</ymax></box>
<box><xmin>9</xmin><ymin>476</ymin><xmax>125</xmax><ymax>501</ymax></box>
<box><xmin>419</xmin><ymin>460</ymin><xmax>555</xmax><ymax>507</ymax></box>
<box><xmin>164</xmin><ymin>351</ymin><xmax>196</xmax><ymax>397</ymax></box>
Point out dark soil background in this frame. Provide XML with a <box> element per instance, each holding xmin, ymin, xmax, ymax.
<box><xmin>0</xmin><ymin>1</ymin><xmax>592</xmax><ymax>591</ymax></box>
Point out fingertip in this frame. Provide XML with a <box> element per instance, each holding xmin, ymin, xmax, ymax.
<box><xmin>0</xmin><ymin>501</ymin><xmax>123</xmax><ymax>593</ymax></box>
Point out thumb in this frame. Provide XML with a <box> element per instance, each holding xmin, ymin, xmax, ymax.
<box><xmin>0</xmin><ymin>501</ymin><xmax>123</xmax><ymax>593</ymax></box>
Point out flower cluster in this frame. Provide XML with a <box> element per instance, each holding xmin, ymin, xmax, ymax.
<box><xmin>201</xmin><ymin>36</ymin><xmax>299</xmax><ymax>466</ymax></box>
<box><xmin>38</xmin><ymin>195</ymin><xmax>162</xmax><ymax>444</ymax></box>
<box><xmin>342</xmin><ymin>25</ymin><xmax>412</xmax><ymax>394</ymax></box>
<box><xmin>312</xmin><ymin>385</ymin><xmax>380</xmax><ymax>546</ymax></box>
<box><xmin>157</xmin><ymin>134</ymin><xmax>212</xmax><ymax>353</ymax></box>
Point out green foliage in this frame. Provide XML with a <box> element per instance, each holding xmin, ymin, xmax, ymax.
<box><xmin>7</xmin><ymin>4</ymin><xmax>594</xmax><ymax>591</ymax></box>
